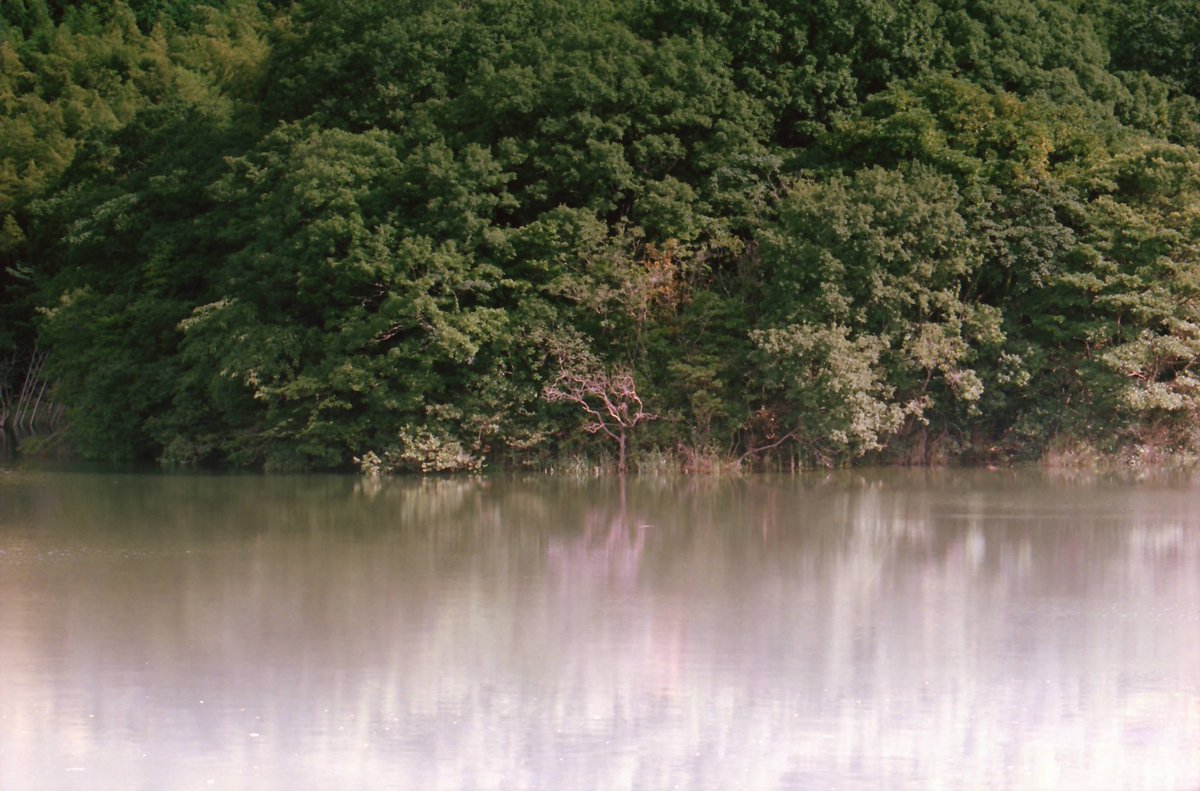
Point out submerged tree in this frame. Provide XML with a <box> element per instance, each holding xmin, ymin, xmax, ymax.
<box><xmin>544</xmin><ymin>355</ymin><xmax>656</xmax><ymax>474</ymax></box>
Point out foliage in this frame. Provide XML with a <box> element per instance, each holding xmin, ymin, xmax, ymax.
<box><xmin>6</xmin><ymin>0</ymin><xmax>1200</xmax><ymax>469</ymax></box>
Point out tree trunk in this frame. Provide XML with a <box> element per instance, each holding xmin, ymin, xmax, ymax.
<box><xmin>617</xmin><ymin>430</ymin><xmax>627</xmax><ymax>475</ymax></box>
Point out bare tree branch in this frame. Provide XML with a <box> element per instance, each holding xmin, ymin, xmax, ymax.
<box><xmin>543</xmin><ymin>357</ymin><xmax>656</xmax><ymax>473</ymax></box>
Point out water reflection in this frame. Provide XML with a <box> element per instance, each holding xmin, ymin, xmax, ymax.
<box><xmin>1</xmin><ymin>470</ymin><xmax>1199</xmax><ymax>789</ymax></box>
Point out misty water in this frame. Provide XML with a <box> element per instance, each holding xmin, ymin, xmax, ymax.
<box><xmin>2</xmin><ymin>468</ymin><xmax>1199</xmax><ymax>790</ymax></box>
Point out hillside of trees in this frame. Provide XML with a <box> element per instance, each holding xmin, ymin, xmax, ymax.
<box><xmin>3</xmin><ymin>0</ymin><xmax>1200</xmax><ymax>471</ymax></box>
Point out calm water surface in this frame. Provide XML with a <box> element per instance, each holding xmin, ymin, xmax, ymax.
<box><xmin>1</xmin><ymin>468</ymin><xmax>1199</xmax><ymax>790</ymax></box>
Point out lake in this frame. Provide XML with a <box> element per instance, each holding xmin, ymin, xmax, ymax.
<box><xmin>1</xmin><ymin>468</ymin><xmax>1198</xmax><ymax>790</ymax></box>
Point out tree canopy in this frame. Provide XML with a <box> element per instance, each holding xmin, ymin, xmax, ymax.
<box><xmin>5</xmin><ymin>0</ymin><xmax>1200</xmax><ymax>469</ymax></box>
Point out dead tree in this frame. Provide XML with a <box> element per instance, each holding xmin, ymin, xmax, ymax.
<box><xmin>544</xmin><ymin>364</ymin><xmax>656</xmax><ymax>474</ymax></box>
<box><xmin>1</xmin><ymin>348</ymin><xmax>62</xmax><ymax>432</ymax></box>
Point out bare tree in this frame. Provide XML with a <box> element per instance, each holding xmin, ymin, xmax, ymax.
<box><xmin>1</xmin><ymin>347</ymin><xmax>62</xmax><ymax>432</ymax></box>
<box><xmin>544</xmin><ymin>362</ymin><xmax>656</xmax><ymax>475</ymax></box>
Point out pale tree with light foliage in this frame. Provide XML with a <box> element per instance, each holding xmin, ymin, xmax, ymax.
<box><xmin>543</xmin><ymin>352</ymin><xmax>656</xmax><ymax>475</ymax></box>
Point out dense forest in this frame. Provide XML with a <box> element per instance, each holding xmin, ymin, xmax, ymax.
<box><xmin>2</xmin><ymin>0</ymin><xmax>1200</xmax><ymax>472</ymax></box>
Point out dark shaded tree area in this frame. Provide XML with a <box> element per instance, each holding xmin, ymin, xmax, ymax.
<box><xmin>4</xmin><ymin>0</ymin><xmax>1200</xmax><ymax>470</ymax></box>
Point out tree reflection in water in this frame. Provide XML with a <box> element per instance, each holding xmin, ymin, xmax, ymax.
<box><xmin>1</xmin><ymin>470</ymin><xmax>1199</xmax><ymax>789</ymax></box>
